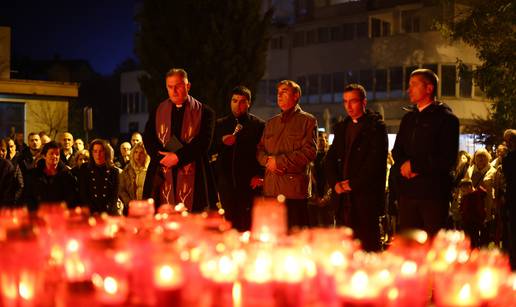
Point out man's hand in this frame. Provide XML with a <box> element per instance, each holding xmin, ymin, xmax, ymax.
<box><xmin>222</xmin><ymin>134</ymin><xmax>236</xmax><ymax>146</ymax></box>
<box><xmin>250</xmin><ymin>176</ymin><xmax>263</xmax><ymax>189</ymax></box>
<box><xmin>334</xmin><ymin>180</ymin><xmax>352</xmax><ymax>194</ymax></box>
<box><xmin>400</xmin><ymin>160</ymin><xmax>418</xmax><ymax>179</ymax></box>
<box><xmin>159</xmin><ymin>151</ymin><xmax>179</xmax><ymax>168</ymax></box>
<box><xmin>265</xmin><ymin>156</ymin><xmax>277</xmax><ymax>172</ymax></box>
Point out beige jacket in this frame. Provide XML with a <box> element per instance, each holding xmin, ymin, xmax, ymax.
<box><xmin>256</xmin><ymin>105</ymin><xmax>317</xmax><ymax>199</ymax></box>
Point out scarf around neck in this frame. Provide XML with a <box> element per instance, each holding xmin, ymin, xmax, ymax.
<box><xmin>155</xmin><ymin>95</ymin><xmax>202</xmax><ymax>210</ymax></box>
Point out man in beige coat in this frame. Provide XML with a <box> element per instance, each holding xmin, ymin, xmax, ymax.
<box><xmin>257</xmin><ymin>80</ymin><xmax>317</xmax><ymax>229</ymax></box>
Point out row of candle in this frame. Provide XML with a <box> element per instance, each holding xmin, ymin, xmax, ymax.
<box><xmin>0</xmin><ymin>199</ymin><xmax>515</xmax><ymax>307</ymax></box>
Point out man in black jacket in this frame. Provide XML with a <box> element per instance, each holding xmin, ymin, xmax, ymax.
<box><xmin>0</xmin><ymin>139</ymin><xmax>23</xmax><ymax>205</ymax></box>
<box><xmin>324</xmin><ymin>84</ymin><xmax>388</xmax><ymax>251</ymax></box>
<box><xmin>212</xmin><ymin>86</ymin><xmax>265</xmax><ymax>231</ymax></box>
<box><xmin>392</xmin><ymin>69</ymin><xmax>459</xmax><ymax>236</ymax></box>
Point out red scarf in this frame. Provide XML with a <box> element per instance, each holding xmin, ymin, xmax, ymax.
<box><xmin>155</xmin><ymin>96</ymin><xmax>202</xmax><ymax>210</ymax></box>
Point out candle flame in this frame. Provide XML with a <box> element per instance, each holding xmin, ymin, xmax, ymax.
<box><xmin>1</xmin><ymin>273</ymin><xmax>17</xmax><ymax>299</ymax></box>
<box><xmin>444</xmin><ymin>247</ymin><xmax>458</xmax><ymax>263</ymax></box>
<box><xmin>154</xmin><ymin>263</ymin><xmax>183</xmax><ymax>289</ymax></box>
<box><xmin>458</xmin><ymin>283</ymin><xmax>472</xmax><ymax>301</ymax></box>
<box><xmin>104</xmin><ymin>277</ymin><xmax>119</xmax><ymax>295</ymax></box>
<box><xmin>477</xmin><ymin>268</ymin><xmax>498</xmax><ymax>299</ymax></box>
<box><xmin>401</xmin><ymin>261</ymin><xmax>417</xmax><ymax>276</ymax></box>
<box><xmin>330</xmin><ymin>251</ymin><xmax>346</xmax><ymax>268</ymax></box>
<box><xmin>18</xmin><ymin>272</ymin><xmax>35</xmax><ymax>300</ymax></box>
<box><xmin>351</xmin><ymin>270</ymin><xmax>369</xmax><ymax>297</ymax></box>
<box><xmin>388</xmin><ymin>288</ymin><xmax>399</xmax><ymax>300</ymax></box>
<box><xmin>66</xmin><ymin>239</ymin><xmax>80</xmax><ymax>253</ymax></box>
<box><xmin>232</xmin><ymin>281</ymin><xmax>242</xmax><ymax>307</ymax></box>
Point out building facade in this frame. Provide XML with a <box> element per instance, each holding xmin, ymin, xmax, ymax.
<box><xmin>254</xmin><ymin>0</ymin><xmax>490</xmax><ymax>151</ymax></box>
<box><xmin>0</xmin><ymin>27</ymin><xmax>78</xmax><ymax>139</ymax></box>
<box><xmin>119</xmin><ymin>70</ymin><xmax>148</xmax><ymax>135</ymax></box>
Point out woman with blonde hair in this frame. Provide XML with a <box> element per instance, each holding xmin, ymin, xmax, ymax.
<box><xmin>463</xmin><ymin>147</ymin><xmax>497</xmax><ymax>245</ymax></box>
<box><xmin>118</xmin><ymin>143</ymin><xmax>150</xmax><ymax>214</ymax></box>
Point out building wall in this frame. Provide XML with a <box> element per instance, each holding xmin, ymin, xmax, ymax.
<box><xmin>120</xmin><ymin>70</ymin><xmax>149</xmax><ymax>134</ymax></box>
<box><xmin>0</xmin><ymin>96</ymin><xmax>70</xmax><ymax>139</ymax></box>
<box><xmin>0</xmin><ymin>27</ymin><xmax>11</xmax><ymax>79</ymax></box>
<box><xmin>256</xmin><ymin>0</ymin><xmax>491</xmax><ymax>132</ymax></box>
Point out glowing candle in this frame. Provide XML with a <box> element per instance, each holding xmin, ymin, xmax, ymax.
<box><xmin>92</xmin><ymin>274</ymin><xmax>129</xmax><ymax>305</ymax></box>
<box><xmin>153</xmin><ymin>258</ymin><xmax>183</xmax><ymax>306</ymax></box>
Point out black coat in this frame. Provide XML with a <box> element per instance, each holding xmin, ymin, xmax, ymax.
<box><xmin>0</xmin><ymin>158</ymin><xmax>24</xmax><ymax>205</ymax></box>
<box><xmin>79</xmin><ymin>162</ymin><xmax>120</xmax><ymax>215</ymax></box>
<box><xmin>212</xmin><ymin>113</ymin><xmax>265</xmax><ymax>196</ymax></box>
<box><xmin>15</xmin><ymin>147</ymin><xmax>38</xmax><ymax>178</ymax></box>
<box><xmin>324</xmin><ymin>110</ymin><xmax>388</xmax><ymax>216</ymax></box>
<box><xmin>392</xmin><ymin>102</ymin><xmax>459</xmax><ymax>201</ymax></box>
<box><xmin>143</xmin><ymin>101</ymin><xmax>217</xmax><ymax>212</ymax></box>
<box><xmin>23</xmin><ymin>159</ymin><xmax>77</xmax><ymax>211</ymax></box>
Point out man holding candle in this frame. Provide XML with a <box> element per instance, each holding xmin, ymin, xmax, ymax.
<box><xmin>257</xmin><ymin>80</ymin><xmax>317</xmax><ymax>229</ymax></box>
<box><xmin>392</xmin><ymin>69</ymin><xmax>459</xmax><ymax>236</ymax></box>
<box><xmin>143</xmin><ymin>68</ymin><xmax>217</xmax><ymax>212</ymax></box>
<box><xmin>324</xmin><ymin>83</ymin><xmax>388</xmax><ymax>251</ymax></box>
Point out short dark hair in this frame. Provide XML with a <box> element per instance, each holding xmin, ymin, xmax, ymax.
<box><xmin>410</xmin><ymin>69</ymin><xmax>439</xmax><ymax>98</ymax></box>
<box><xmin>165</xmin><ymin>68</ymin><xmax>188</xmax><ymax>82</ymax></box>
<box><xmin>41</xmin><ymin>141</ymin><xmax>60</xmax><ymax>156</ymax></box>
<box><xmin>343</xmin><ymin>83</ymin><xmax>367</xmax><ymax>101</ymax></box>
<box><xmin>277</xmin><ymin>80</ymin><xmax>302</xmax><ymax>97</ymax></box>
<box><xmin>231</xmin><ymin>86</ymin><xmax>252</xmax><ymax>102</ymax></box>
<box><xmin>28</xmin><ymin>132</ymin><xmax>39</xmax><ymax>139</ymax></box>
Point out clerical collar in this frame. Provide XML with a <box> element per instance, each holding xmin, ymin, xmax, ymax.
<box><xmin>351</xmin><ymin>115</ymin><xmax>364</xmax><ymax>124</ymax></box>
<box><xmin>175</xmin><ymin>104</ymin><xmax>183</xmax><ymax>108</ymax></box>
<box><xmin>417</xmin><ymin>102</ymin><xmax>432</xmax><ymax>112</ymax></box>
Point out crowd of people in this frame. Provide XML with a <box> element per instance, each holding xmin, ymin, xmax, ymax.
<box><xmin>0</xmin><ymin>67</ymin><xmax>515</xmax><ymax>269</ymax></box>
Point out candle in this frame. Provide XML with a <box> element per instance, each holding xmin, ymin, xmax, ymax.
<box><xmin>128</xmin><ymin>199</ymin><xmax>155</xmax><ymax>218</ymax></box>
<box><xmin>153</xmin><ymin>263</ymin><xmax>183</xmax><ymax>306</ymax></box>
<box><xmin>242</xmin><ymin>248</ymin><xmax>275</xmax><ymax>307</ymax></box>
<box><xmin>434</xmin><ymin>265</ymin><xmax>480</xmax><ymax>307</ymax></box>
<box><xmin>389</xmin><ymin>259</ymin><xmax>429</xmax><ymax>307</ymax></box>
<box><xmin>273</xmin><ymin>249</ymin><xmax>305</xmax><ymax>307</ymax></box>
<box><xmin>251</xmin><ymin>197</ymin><xmax>287</xmax><ymax>243</ymax></box>
<box><xmin>336</xmin><ymin>253</ymin><xmax>392</xmax><ymax>307</ymax></box>
<box><xmin>200</xmin><ymin>254</ymin><xmax>240</xmax><ymax>307</ymax></box>
<box><xmin>476</xmin><ymin>267</ymin><xmax>502</xmax><ymax>301</ymax></box>
<box><xmin>92</xmin><ymin>274</ymin><xmax>129</xmax><ymax>305</ymax></box>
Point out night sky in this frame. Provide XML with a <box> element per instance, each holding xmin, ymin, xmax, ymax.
<box><xmin>0</xmin><ymin>0</ymin><xmax>137</xmax><ymax>75</ymax></box>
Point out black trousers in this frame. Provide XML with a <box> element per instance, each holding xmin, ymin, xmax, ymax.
<box><xmin>220</xmin><ymin>188</ymin><xmax>256</xmax><ymax>232</ymax></box>
<box><xmin>285</xmin><ymin>198</ymin><xmax>309</xmax><ymax>231</ymax></box>
<box><xmin>335</xmin><ymin>196</ymin><xmax>381</xmax><ymax>252</ymax></box>
<box><xmin>398</xmin><ymin>196</ymin><xmax>449</xmax><ymax>237</ymax></box>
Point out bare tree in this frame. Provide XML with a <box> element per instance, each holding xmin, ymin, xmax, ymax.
<box><xmin>27</xmin><ymin>101</ymin><xmax>67</xmax><ymax>139</ymax></box>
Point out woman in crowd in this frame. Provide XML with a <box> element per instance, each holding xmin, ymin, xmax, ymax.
<box><xmin>71</xmin><ymin>149</ymin><xmax>90</xmax><ymax>180</ymax></box>
<box><xmin>118</xmin><ymin>143</ymin><xmax>150</xmax><ymax>214</ymax></box>
<box><xmin>22</xmin><ymin>141</ymin><xmax>77</xmax><ymax>211</ymax></box>
<box><xmin>79</xmin><ymin>139</ymin><xmax>121</xmax><ymax>215</ymax></box>
<box><xmin>463</xmin><ymin>148</ymin><xmax>497</xmax><ymax>245</ymax></box>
